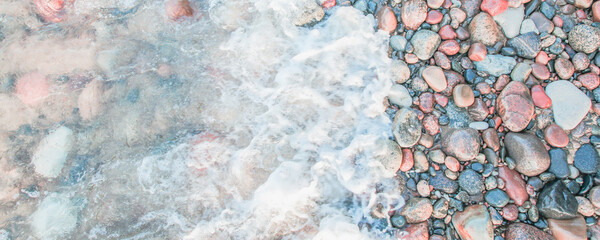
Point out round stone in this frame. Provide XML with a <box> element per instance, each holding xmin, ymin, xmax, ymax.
<box><xmin>400</xmin><ymin>198</ymin><xmax>433</xmax><ymax>223</ymax></box>
<box><xmin>453</xmin><ymin>84</ymin><xmax>475</xmax><ymax>107</ymax></box>
<box><xmin>568</xmin><ymin>24</ymin><xmax>600</xmax><ymax>54</ymax></box>
<box><xmin>441</xmin><ymin>128</ymin><xmax>481</xmax><ymax>161</ymax></box>
<box><xmin>422</xmin><ymin>66</ymin><xmax>448</xmax><ymax>92</ymax></box>
<box><xmin>485</xmin><ymin>189</ymin><xmax>510</xmax><ymax>208</ymax></box>
<box><xmin>544</xmin><ymin>124</ymin><xmax>569</xmax><ymax>148</ymax></box>
<box><xmin>376</xmin><ymin>6</ymin><xmax>397</xmax><ymax>33</ymax></box>
<box><xmin>573</xmin><ymin>144</ymin><xmax>600</xmax><ymax>174</ymax></box>
<box><xmin>392</xmin><ymin>108</ymin><xmax>422</xmax><ymax>148</ymax></box>
<box><xmin>504</xmin><ymin>132</ymin><xmax>551</xmax><ymax>176</ymax></box>
<box><xmin>458</xmin><ymin>169</ymin><xmax>485</xmax><ymax>195</ymax></box>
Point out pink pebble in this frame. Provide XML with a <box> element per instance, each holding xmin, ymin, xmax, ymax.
<box><xmin>15</xmin><ymin>72</ymin><xmax>50</xmax><ymax>106</ymax></box>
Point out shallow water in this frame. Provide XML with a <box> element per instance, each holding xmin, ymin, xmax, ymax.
<box><xmin>0</xmin><ymin>0</ymin><xmax>406</xmax><ymax>239</ymax></box>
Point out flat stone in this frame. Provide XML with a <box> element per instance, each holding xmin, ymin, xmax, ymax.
<box><xmin>496</xmin><ymin>81</ymin><xmax>534</xmax><ymax>132</ymax></box>
<box><xmin>474</xmin><ymin>54</ymin><xmax>516</xmax><ymax>76</ymax></box>
<box><xmin>505</xmin><ymin>223</ymin><xmax>553</xmax><ymax>240</ymax></box>
<box><xmin>568</xmin><ymin>24</ymin><xmax>600</xmax><ymax>54</ymax></box>
<box><xmin>520</xmin><ymin>19</ymin><xmax>539</xmax><ymax>35</ymax></box>
<box><xmin>392</xmin><ymin>108</ymin><xmax>422</xmax><ymax>148</ymax></box>
<box><xmin>548</xmin><ymin>216</ymin><xmax>587</xmax><ymax>240</ymax></box>
<box><xmin>441</xmin><ymin>128</ymin><xmax>481</xmax><ymax>161</ymax></box>
<box><xmin>376</xmin><ymin>6</ymin><xmax>397</xmax><ymax>33</ymax></box>
<box><xmin>390</xmin><ymin>35</ymin><xmax>408</xmax><ymax>52</ymax></box>
<box><xmin>388</xmin><ymin>84</ymin><xmax>412</xmax><ymax>107</ymax></box>
<box><xmin>504</xmin><ymin>132</ymin><xmax>550</xmax><ymax>176</ymax></box>
<box><xmin>573</xmin><ymin>144</ymin><xmax>600</xmax><ymax>174</ymax></box>
<box><xmin>411</xmin><ymin>30</ymin><xmax>442</xmax><ymax>60</ymax></box>
<box><xmin>548</xmin><ymin>148</ymin><xmax>569</xmax><ymax>179</ymax></box>
<box><xmin>530</xmin><ymin>12</ymin><xmax>554</xmax><ymax>33</ymax></box>
<box><xmin>430</xmin><ymin>170</ymin><xmax>459</xmax><ymax>193</ymax></box>
<box><xmin>554</xmin><ymin>58</ymin><xmax>574</xmax><ymax>79</ymax></box>
<box><xmin>392</xmin><ymin>60</ymin><xmax>411</xmax><ymax>83</ymax></box>
<box><xmin>468</xmin><ymin>42</ymin><xmax>487</xmax><ymax>62</ymax></box>
<box><xmin>507</xmin><ymin>32</ymin><xmax>541</xmax><ymax>59</ymax></box>
<box><xmin>459</xmin><ymin>169</ymin><xmax>485</xmax><ymax>195</ymax></box>
<box><xmin>546</xmin><ymin>80</ymin><xmax>591</xmax><ymax>130</ymax></box>
<box><xmin>400</xmin><ymin>198</ymin><xmax>433</xmax><ymax>223</ymax></box>
<box><xmin>481</xmin><ymin>0</ymin><xmax>508</xmax><ymax>16</ymax></box>
<box><xmin>482</xmin><ymin>128</ymin><xmax>500</xmax><ymax>151</ymax></box>
<box><xmin>422</xmin><ymin>66</ymin><xmax>448</xmax><ymax>92</ymax></box>
<box><xmin>544</xmin><ymin>124</ymin><xmax>568</xmax><ymax>148</ymax></box>
<box><xmin>571</xmin><ymin>53</ymin><xmax>590</xmax><ymax>71</ymax></box>
<box><xmin>452</xmin><ymin>205</ymin><xmax>493</xmax><ymax>240</ymax></box>
<box><xmin>537</xmin><ymin>180</ymin><xmax>579</xmax><ymax>220</ymax></box>
<box><xmin>493</xmin><ymin>5</ymin><xmax>524</xmax><ymax>39</ymax></box>
<box><xmin>575</xmin><ymin>196</ymin><xmax>595</xmax><ymax>217</ymax></box>
<box><xmin>588</xmin><ymin>186</ymin><xmax>600</xmax><ymax>208</ymax></box>
<box><xmin>510</xmin><ymin>62</ymin><xmax>532</xmax><ymax>82</ymax></box>
<box><xmin>531</xmin><ymin>84</ymin><xmax>552</xmax><ymax>109</ymax></box>
<box><xmin>469</xmin><ymin>13</ymin><xmax>506</xmax><ymax>46</ymax></box>
<box><xmin>485</xmin><ymin>189</ymin><xmax>509</xmax><ymax>207</ymax></box>
<box><xmin>453</xmin><ymin>84</ymin><xmax>475</xmax><ymax>107</ymax></box>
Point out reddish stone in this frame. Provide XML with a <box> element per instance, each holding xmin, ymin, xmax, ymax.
<box><xmin>554</xmin><ymin>58</ymin><xmax>575</xmax><ymax>79</ymax></box>
<box><xmin>494</xmin><ymin>75</ymin><xmax>510</xmax><ymax>91</ymax></box>
<box><xmin>434</xmin><ymin>93</ymin><xmax>448</xmax><ymax>107</ymax></box>
<box><xmin>502</xmin><ymin>204</ymin><xmax>519</xmax><ymax>221</ymax></box>
<box><xmin>497</xmin><ymin>81</ymin><xmax>535</xmax><ymax>132</ymax></box>
<box><xmin>165</xmin><ymin>0</ymin><xmax>194</xmax><ymax>20</ymax></box>
<box><xmin>476</xmin><ymin>82</ymin><xmax>491</xmax><ymax>94</ymax></box>
<box><xmin>443</xmin><ymin>0</ymin><xmax>453</xmax><ymax>8</ymax></box>
<box><xmin>15</xmin><ymin>72</ymin><xmax>50</xmax><ymax>106</ymax></box>
<box><xmin>592</xmin><ymin>103</ymin><xmax>600</xmax><ymax>115</ymax></box>
<box><xmin>34</xmin><ymin>0</ymin><xmax>66</xmax><ymax>23</ymax></box>
<box><xmin>578</xmin><ymin>73</ymin><xmax>600</xmax><ymax>90</ymax></box>
<box><xmin>400</xmin><ymin>149</ymin><xmax>414</xmax><ymax>171</ymax></box>
<box><xmin>434</xmin><ymin>52</ymin><xmax>452</xmax><ymax>70</ymax></box>
<box><xmin>594</xmin><ymin>1</ymin><xmax>600</xmax><ymax>22</ymax></box>
<box><xmin>536</xmin><ymin>51</ymin><xmax>550</xmax><ymax>65</ymax></box>
<box><xmin>482</xmin><ymin>128</ymin><xmax>500</xmax><ymax>151</ymax></box>
<box><xmin>376</xmin><ymin>6</ymin><xmax>397</xmax><ymax>33</ymax></box>
<box><xmin>438</xmin><ymin>40</ymin><xmax>460</xmax><ymax>55</ymax></box>
<box><xmin>531</xmin><ymin>85</ymin><xmax>552</xmax><ymax>109</ymax></box>
<box><xmin>468</xmin><ymin>98</ymin><xmax>489</xmax><ymax>121</ymax></box>
<box><xmin>506</xmin><ymin>223</ymin><xmax>554</xmax><ymax>240</ymax></box>
<box><xmin>405</xmin><ymin>53</ymin><xmax>419</xmax><ymax>64</ymax></box>
<box><xmin>456</xmin><ymin>27</ymin><xmax>471</xmax><ymax>40</ymax></box>
<box><xmin>423</xmin><ymin>114</ymin><xmax>440</xmax><ymax>136</ymax></box>
<box><xmin>322</xmin><ymin>0</ymin><xmax>336</xmax><ymax>8</ymax></box>
<box><xmin>452</xmin><ymin>205</ymin><xmax>494</xmax><ymax>240</ymax></box>
<box><xmin>498</xmin><ymin>166</ymin><xmax>529</xmax><ymax>206</ymax></box>
<box><xmin>468</xmin><ymin>42</ymin><xmax>487</xmax><ymax>62</ymax></box>
<box><xmin>441</xmin><ymin>70</ymin><xmax>465</xmax><ymax>96</ymax></box>
<box><xmin>445</xmin><ymin>156</ymin><xmax>461</xmax><ymax>172</ymax></box>
<box><xmin>548</xmin><ymin>216</ymin><xmax>587</xmax><ymax>240</ymax></box>
<box><xmin>544</xmin><ymin>124</ymin><xmax>569</xmax><ymax>148</ymax></box>
<box><xmin>426</xmin><ymin>10</ymin><xmax>444</xmax><ymax>24</ymax></box>
<box><xmin>575</xmin><ymin>9</ymin><xmax>587</xmax><ymax>20</ymax></box>
<box><xmin>439</xmin><ymin>25</ymin><xmax>458</xmax><ymax>40</ymax></box>
<box><xmin>531</xmin><ymin>63</ymin><xmax>550</xmax><ymax>80</ymax></box>
<box><xmin>401</xmin><ymin>0</ymin><xmax>428</xmax><ymax>30</ymax></box>
<box><xmin>552</xmin><ymin>15</ymin><xmax>563</xmax><ymax>27</ymax></box>
<box><xmin>419</xmin><ymin>92</ymin><xmax>435</xmax><ymax>113</ymax></box>
<box><xmin>481</xmin><ymin>0</ymin><xmax>508</xmax><ymax>16</ymax></box>
<box><xmin>398</xmin><ymin>222</ymin><xmax>429</xmax><ymax>240</ymax></box>
<box><xmin>427</xmin><ymin>0</ymin><xmax>445</xmax><ymax>8</ymax></box>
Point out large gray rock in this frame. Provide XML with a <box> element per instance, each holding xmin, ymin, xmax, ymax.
<box><xmin>474</xmin><ymin>55</ymin><xmax>516</xmax><ymax>76</ymax></box>
<box><xmin>452</xmin><ymin>205</ymin><xmax>493</xmax><ymax>240</ymax></box>
<box><xmin>392</xmin><ymin>108</ymin><xmax>422</xmax><ymax>147</ymax></box>
<box><xmin>411</xmin><ymin>30</ymin><xmax>441</xmax><ymax>60</ymax></box>
<box><xmin>493</xmin><ymin>5</ymin><xmax>524</xmax><ymax>39</ymax></box>
<box><xmin>469</xmin><ymin>12</ymin><xmax>506</xmax><ymax>46</ymax></box>
<box><xmin>545</xmin><ymin>80</ymin><xmax>591</xmax><ymax>130</ymax></box>
<box><xmin>537</xmin><ymin>180</ymin><xmax>579</xmax><ymax>220</ymax></box>
<box><xmin>568</xmin><ymin>24</ymin><xmax>600</xmax><ymax>54</ymax></box>
<box><xmin>504</xmin><ymin>132</ymin><xmax>550</xmax><ymax>176</ymax></box>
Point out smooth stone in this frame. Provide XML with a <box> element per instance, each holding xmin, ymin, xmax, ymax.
<box><xmin>546</xmin><ymin>80</ymin><xmax>591</xmax><ymax>130</ymax></box>
<box><xmin>573</xmin><ymin>144</ymin><xmax>600</xmax><ymax>174</ymax></box>
<box><xmin>430</xmin><ymin>170</ymin><xmax>459</xmax><ymax>193</ymax></box>
<box><xmin>453</xmin><ymin>84</ymin><xmax>475</xmax><ymax>107</ymax></box>
<box><xmin>504</xmin><ymin>132</ymin><xmax>550</xmax><ymax>176</ymax></box>
<box><xmin>452</xmin><ymin>204</ymin><xmax>493</xmax><ymax>240</ymax></box>
<box><xmin>373</xmin><ymin>139</ymin><xmax>403</xmax><ymax>177</ymax></box>
<box><xmin>508</xmin><ymin>32</ymin><xmax>541</xmax><ymax>59</ymax></box>
<box><xmin>469</xmin><ymin>121</ymin><xmax>489</xmax><ymax>130</ymax></box>
<box><xmin>390</xmin><ymin>35</ymin><xmax>408</xmax><ymax>52</ymax></box>
<box><xmin>537</xmin><ymin>180</ymin><xmax>579</xmax><ymax>220</ymax></box>
<box><xmin>530</xmin><ymin>12</ymin><xmax>554</xmax><ymax>33</ymax></box>
<box><xmin>392</xmin><ymin>108</ymin><xmax>422</xmax><ymax>148</ymax></box>
<box><xmin>422</xmin><ymin>66</ymin><xmax>448</xmax><ymax>92</ymax></box>
<box><xmin>474</xmin><ymin>54</ymin><xmax>516</xmax><ymax>76</ymax></box>
<box><xmin>432</xmin><ymin>199</ymin><xmax>449</xmax><ymax>219</ymax></box>
<box><xmin>496</xmin><ymin>81</ymin><xmax>534</xmax><ymax>132</ymax></box>
<box><xmin>576</xmin><ymin>196</ymin><xmax>595</xmax><ymax>217</ymax></box>
<box><xmin>458</xmin><ymin>169</ymin><xmax>485</xmax><ymax>195</ymax></box>
<box><xmin>392</xmin><ymin>60</ymin><xmax>411</xmax><ymax>83</ymax></box>
<box><xmin>376</xmin><ymin>6</ymin><xmax>397</xmax><ymax>33</ymax></box>
<box><xmin>498</xmin><ymin>166</ymin><xmax>529</xmax><ymax>206</ymax></box>
<box><xmin>568</xmin><ymin>24</ymin><xmax>600</xmax><ymax>54</ymax></box>
<box><xmin>411</xmin><ymin>30</ymin><xmax>442</xmax><ymax>60</ymax></box>
<box><xmin>469</xmin><ymin>13</ymin><xmax>506</xmax><ymax>46</ymax></box>
<box><xmin>31</xmin><ymin>193</ymin><xmax>79</xmax><ymax>239</ymax></box>
<box><xmin>520</xmin><ymin>19</ymin><xmax>539</xmax><ymax>35</ymax></box>
<box><xmin>485</xmin><ymin>189</ymin><xmax>509</xmax><ymax>207</ymax></box>
<box><xmin>482</xmin><ymin>129</ymin><xmax>500</xmax><ymax>151</ymax></box>
<box><xmin>548</xmin><ymin>148</ymin><xmax>569</xmax><ymax>179</ymax></box>
<box><xmin>32</xmin><ymin>126</ymin><xmax>74</xmax><ymax>178</ymax></box>
<box><xmin>510</xmin><ymin>62</ymin><xmax>532</xmax><ymax>82</ymax></box>
<box><xmin>531</xmin><ymin>84</ymin><xmax>552</xmax><ymax>109</ymax></box>
<box><xmin>547</xmin><ymin>216</ymin><xmax>587</xmax><ymax>240</ymax></box>
<box><xmin>493</xmin><ymin>5</ymin><xmax>524</xmax><ymax>39</ymax></box>
<box><xmin>400</xmin><ymin>198</ymin><xmax>433</xmax><ymax>223</ymax></box>
<box><xmin>588</xmin><ymin>186</ymin><xmax>600</xmax><ymax>208</ymax></box>
<box><xmin>388</xmin><ymin>84</ymin><xmax>413</xmax><ymax>107</ymax></box>
<box><xmin>505</xmin><ymin>223</ymin><xmax>553</xmax><ymax>240</ymax></box>
<box><xmin>398</xmin><ymin>222</ymin><xmax>429</xmax><ymax>240</ymax></box>
<box><xmin>544</xmin><ymin>124</ymin><xmax>568</xmax><ymax>147</ymax></box>
<box><xmin>401</xmin><ymin>0</ymin><xmax>428</xmax><ymax>30</ymax></box>
<box><xmin>441</xmin><ymin>128</ymin><xmax>481</xmax><ymax>161</ymax></box>
<box><xmin>554</xmin><ymin>58</ymin><xmax>575</xmax><ymax>80</ymax></box>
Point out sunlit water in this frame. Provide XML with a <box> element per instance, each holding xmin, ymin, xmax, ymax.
<box><xmin>0</xmin><ymin>0</ymin><xmax>406</xmax><ymax>239</ymax></box>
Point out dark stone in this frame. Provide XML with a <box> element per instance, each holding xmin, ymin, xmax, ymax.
<box><xmin>458</xmin><ymin>169</ymin><xmax>485</xmax><ymax>195</ymax></box>
<box><xmin>504</xmin><ymin>132</ymin><xmax>551</xmax><ymax>176</ymax></box>
<box><xmin>574</xmin><ymin>144</ymin><xmax>600</xmax><ymax>174</ymax></box>
<box><xmin>508</xmin><ymin>32</ymin><xmax>541</xmax><ymax>59</ymax></box>
<box><xmin>445</xmin><ymin>101</ymin><xmax>471</xmax><ymax>128</ymax></box>
<box><xmin>537</xmin><ymin>180</ymin><xmax>579</xmax><ymax>220</ymax></box>
<box><xmin>540</xmin><ymin>2</ymin><xmax>556</xmax><ymax>19</ymax></box>
<box><xmin>430</xmin><ymin>170</ymin><xmax>459</xmax><ymax>193</ymax></box>
<box><xmin>548</xmin><ymin>148</ymin><xmax>569</xmax><ymax>178</ymax></box>
<box><xmin>525</xmin><ymin>0</ymin><xmax>541</xmax><ymax>16</ymax></box>
<box><xmin>485</xmin><ymin>189</ymin><xmax>510</xmax><ymax>208</ymax></box>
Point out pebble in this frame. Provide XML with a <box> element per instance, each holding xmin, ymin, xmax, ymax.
<box><xmin>571</xmin><ymin>52</ymin><xmax>590</xmax><ymax>71</ymax></box>
<box><xmin>482</xmin><ymin>129</ymin><xmax>500</xmax><ymax>151</ymax></box>
<box><xmin>418</xmin><ymin>92</ymin><xmax>434</xmax><ymax>113</ymax></box>
<box><xmin>504</xmin><ymin>132</ymin><xmax>550</xmax><ymax>176</ymax></box>
<box><xmin>441</xmin><ymin>128</ymin><xmax>481</xmax><ymax>161</ymax></box>
<box><xmin>493</xmin><ymin>5</ymin><xmax>524</xmax><ymax>38</ymax></box>
<box><xmin>294</xmin><ymin>0</ymin><xmax>325</xmax><ymax>25</ymax></box>
<box><xmin>485</xmin><ymin>189</ymin><xmax>510</xmax><ymax>207</ymax></box>
<box><xmin>497</xmin><ymin>81</ymin><xmax>534</xmax><ymax>132</ymax></box>
<box><xmin>498</xmin><ymin>166</ymin><xmax>529</xmax><ymax>205</ymax></box>
<box><xmin>468</xmin><ymin>98</ymin><xmax>489</xmax><ymax>121</ymax></box>
<box><xmin>398</xmin><ymin>222</ymin><xmax>429</xmax><ymax>240</ymax></box>
<box><xmin>546</xmin><ymin>80</ymin><xmax>592</xmax><ymax>130</ymax></box>
<box><xmin>554</xmin><ymin>58</ymin><xmax>574</xmax><ymax>79</ymax></box>
<box><xmin>507</xmin><ymin>32</ymin><xmax>541</xmax><ymax>59</ymax></box>
<box><xmin>531</xmin><ymin>85</ymin><xmax>551</xmax><ymax>109</ymax></box>
<box><xmin>568</xmin><ymin>24</ymin><xmax>600</xmax><ymax>54</ymax></box>
<box><xmin>520</xmin><ymin>19</ymin><xmax>539</xmax><ymax>35</ymax></box>
<box><xmin>469</xmin><ymin>13</ymin><xmax>506</xmax><ymax>47</ymax></box>
<box><xmin>390</xmin><ymin>36</ymin><xmax>408</xmax><ymax>52</ymax></box>
<box><xmin>392</xmin><ymin>108</ymin><xmax>422</xmax><ymax>147</ymax></box>
<box><xmin>426</xmin><ymin>10</ymin><xmax>443</xmax><ymax>24</ymax></box>
<box><xmin>401</xmin><ymin>198</ymin><xmax>433</xmax><ymax>223</ymax></box>
<box><xmin>392</xmin><ymin>60</ymin><xmax>411</xmax><ymax>83</ymax></box>
<box><xmin>430</xmin><ymin>170</ymin><xmax>459</xmax><ymax>193</ymax></box>
<box><xmin>31</xmin><ymin>193</ymin><xmax>79</xmax><ymax>239</ymax></box>
<box><xmin>468</xmin><ymin>42</ymin><xmax>487</xmax><ymax>62</ymax></box>
<box><xmin>400</xmin><ymin>149</ymin><xmax>414</xmax><ymax>171</ymax></box>
<box><xmin>578</xmin><ymin>73</ymin><xmax>600</xmax><ymax>90</ymax></box>
<box><xmin>573</xmin><ymin>0</ymin><xmax>592</xmax><ymax>8</ymax></box>
<box><xmin>428</xmin><ymin>0</ymin><xmax>445</xmax><ymax>9</ymax></box>
<box><xmin>402</xmin><ymin>0</ymin><xmax>428</xmax><ymax>30</ymax></box>
<box><xmin>451</xmin><ymin>204</ymin><xmax>494</xmax><ymax>240</ymax></box>
<box><xmin>510</xmin><ymin>62</ymin><xmax>532</xmax><ymax>82</ymax></box>
<box><xmin>505</xmin><ymin>223</ymin><xmax>553</xmax><ymax>240</ymax></box>
<box><xmin>453</xmin><ymin>84</ymin><xmax>475</xmax><ymax>107</ymax></box>
<box><xmin>530</xmin><ymin>12</ymin><xmax>554</xmax><ymax>33</ymax></box>
<box><xmin>537</xmin><ymin>180</ymin><xmax>579</xmax><ymax>220</ymax></box>
<box><xmin>575</xmin><ymin>196</ymin><xmax>594</xmax><ymax>217</ymax></box>
<box><xmin>474</xmin><ymin>54</ymin><xmax>516</xmax><ymax>76</ymax></box>
<box><xmin>547</xmin><ymin>216</ymin><xmax>587</xmax><ymax>240</ymax></box>
<box><xmin>32</xmin><ymin>126</ymin><xmax>74</xmax><ymax>178</ymax></box>
<box><xmin>438</xmin><ymin>40</ymin><xmax>460</xmax><ymax>55</ymax></box>
<box><xmin>439</xmin><ymin>25</ymin><xmax>457</xmax><ymax>40</ymax></box>
<box><xmin>469</xmin><ymin>121</ymin><xmax>489</xmax><ymax>130</ymax></box>
<box><xmin>502</xmin><ymin>204</ymin><xmax>519</xmax><ymax>221</ymax></box>
<box><xmin>548</xmin><ymin>148</ymin><xmax>569</xmax><ymax>179</ymax></box>
<box><xmin>432</xmin><ymin>199</ymin><xmax>449</xmax><ymax>219</ymax></box>
<box><xmin>34</xmin><ymin>0</ymin><xmax>66</xmax><ymax>23</ymax></box>
<box><xmin>445</xmin><ymin>156</ymin><xmax>461</xmax><ymax>172</ymax></box>
<box><xmin>15</xmin><ymin>72</ymin><xmax>50</xmax><ymax>106</ymax></box>
<box><xmin>411</xmin><ymin>30</ymin><xmax>442</xmax><ymax>60</ymax></box>
<box><xmin>422</xmin><ymin>66</ymin><xmax>448</xmax><ymax>92</ymax></box>
<box><xmin>422</xmin><ymin>115</ymin><xmax>439</xmax><ymax>136</ymax></box>
<box><xmin>573</xmin><ymin>144</ymin><xmax>600</xmax><ymax>174</ymax></box>
<box><xmin>594</xmin><ymin>1</ymin><xmax>600</xmax><ymax>22</ymax></box>
<box><xmin>414</xmin><ymin>151</ymin><xmax>429</xmax><ymax>173</ymax></box>
<box><xmin>165</xmin><ymin>0</ymin><xmax>194</xmax><ymax>20</ymax></box>
<box><xmin>376</xmin><ymin>6</ymin><xmax>397</xmax><ymax>33</ymax></box>
<box><xmin>388</xmin><ymin>84</ymin><xmax>412</xmax><ymax>107</ymax></box>
<box><xmin>391</xmin><ymin>214</ymin><xmax>407</xmax><ymax>228</ymax></box>
<box><xmin>458</xmin><ymin>169</ymin><xmax>485</xmax><ymax>195</ymax></box>
<box><xmin>373</xmin><ymin>139</ymin><xmax>404</xmax><ymax>177</ymax></box>
<box><xmin>481</xmin><ymin>0</ymin><xmax>508</xmax><ymax>16</ymax></box>
<box><xmin>544</xmin><ymin>124</ymin><xmax>569</xmax><ymax>148</ymax></box>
